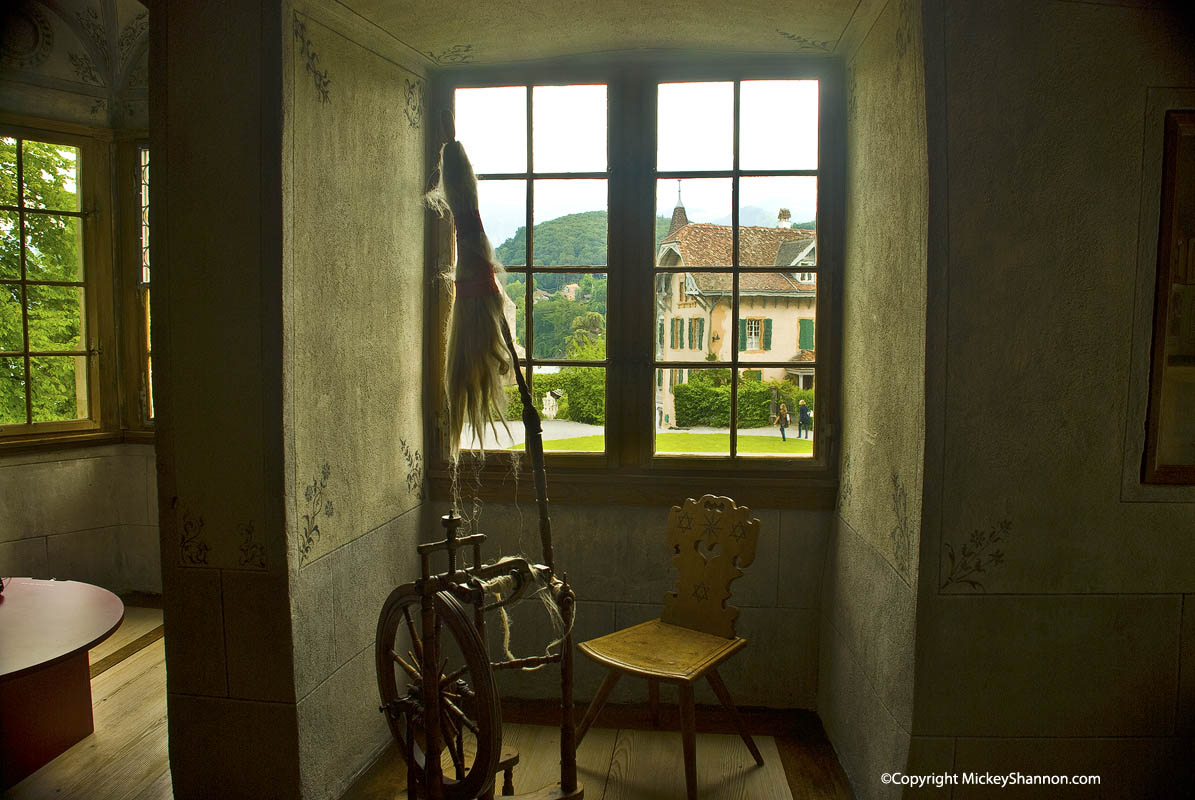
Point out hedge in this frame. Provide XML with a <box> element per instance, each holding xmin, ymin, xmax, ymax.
<box><xmin>502</xmin><ymin>367</ymin><xmax>605</xmax><ymax>425</ymax></box>
<box><xmin>674</xmin><ymin>379</ymin><xmax>813</xmax><ymax>428</ymax></box>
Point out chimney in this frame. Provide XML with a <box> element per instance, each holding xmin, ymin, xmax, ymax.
<box><xmin>777</xmin><ymin>208</ymin><xmax>791</xmax><ymax>228</ymax></box>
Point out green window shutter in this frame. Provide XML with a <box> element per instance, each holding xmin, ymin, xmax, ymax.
<box><xmin>657</xmin><ymin>369</ymin><xmax>662</xmax><ymax>387</ymax></box>
<box><xmin>763</xmin><ymin>318</ymin><xmax>773</xmax><ymax>351</ymax></box>
<box><xmin>738</xmin><ymin>318</ymin><xmax>747</xmax><ymax>351</ymax></box>
<box><xmin>657</xmin><ymin>320</ymin><xmax>664</xmax><ymax>348</ymax></box>
<box><xmin>687</xmin><ymin>318</ymin><xmax>693</xmax><ymax>349</ymax></box>
<box><xmin>799</xmin><ymin>318</ymin><xmax>814</xmax><ymax>350</ymax></box>
<box><xmin>697</xmin><ymin>318</ymin><xmax>705</xmax><ymax>350</ymax></box>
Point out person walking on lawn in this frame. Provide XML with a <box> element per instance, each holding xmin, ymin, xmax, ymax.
<box><xmin>797</xmin><ymin>399</ymin><xmax>812</xmax><ymax>439</ymax></box>
<box><xmin>775</xmin><ymin>402</ymin><xmax>790</xmax><ymax>441</ymax></box>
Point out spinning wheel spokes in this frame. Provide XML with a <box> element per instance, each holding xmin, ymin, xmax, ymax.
<box><xmin>376</xmin><ymin>587</ymin><xmax>500</xmax><ymax>799</ymax></box>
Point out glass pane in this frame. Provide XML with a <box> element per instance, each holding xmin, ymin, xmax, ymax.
<box><xmin>739</xmin><ymin>176</ymin><xmax>817</xmax><ymax>266</ymax></box>
<box><xmin>655</xmin><ymin>178</ymin><xmax>732</xmax><ymax>265</ymax></box>
<box><xmin>22</xmin><ymin>140</ymin><xmax>80</xmax><ymax>212</ymax></box>
<box><xmin>657</xmin><ymin>82</ymin><xmax>733</xmax><ymax>172</ymax></box>
<box><xmin>2</xmin><ymin>282</ymin><xmax>22</xmax><ymax>351</ymax></box>
<box><xmin>737</xmin><ymin>369</ymin><xmax>814</xmax><ymax>457</ymax></box>
<box><xmin>532</xmin><ymin>179</ymin><xmax>606</xmax><ymax>266</ymax></box>
<box><xmin>655</xmin><ymin>367</ymin><xmax>731</xmax><ymax>456</ymax></box>
<box><xmin>1</xmin><ymin>356</ymin><xmax>26</xmax><ymax>424</ymax></box>
<box><xmin>534</xmin><ymin>365</ymin><xmax>604</xmax><ymax>453</ymax></box>
<box><xmin>146</xmin><ymin>354</ymin><xmax>154</xmax><ymax>419</ymax></box>
<box><xmin>736</xmin><ymin>275</ymin><xmax>816</xmax><ymax>363</ymax></box>
<box><xmin>740</xmin><ymin>79</ymin><xmax>819</xmax><ymax>171</ymax></box>
<box><xmin>533</xmin><ymin>85</ymin><xmax>607</xmax><ymax>173</ymax></box>
<box><xmin>30</xmin><ymin>354</ymin><xmax>87</xmax><ymax>421</ymax></box>
<box><xmin>27</xmin><ymin>284</ymin><xmax>84</xmax><ymax>351</ymax></box>
<box><xmin>25</xmin><ymin>214</ymin><xmax>83</xmax><ymax>281</ymax></box>
<box><xmin>140</xmin><ymin>146</ymin><xmax>150</xmax><ymax>283</ymax></box>
<box><xmin>455</xmin><ymin>86</ymin><xmax>527</xmax><ymax>174</ymax></box>
<box><xmin>1</xmin><ymin>209</ymin><xmax>18</xmax><ymax>278</ymax></box>
<box><xmin>1</xmin><ymin>136</ymin><xmax>16</xmax><ymax>206</ymax></box>
<box><xmin>531</xmin><ymin>272</ymin><xmax>605</xmax><ymax>360</ymax></box>
<box><xmin>479</xmin><ymin>179</ymin><xmax>528</xmax><ymax>266</ymax></box>
<box><xmin>654</xmin><ymin>271</ymin><xmax>730</xmax><ymax>362</ymax></box>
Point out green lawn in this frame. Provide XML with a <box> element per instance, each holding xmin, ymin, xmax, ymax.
<box><xmin>514</xmin><ymin>432</ymin><xmax>813</xmax><ymax>454</ymax></box>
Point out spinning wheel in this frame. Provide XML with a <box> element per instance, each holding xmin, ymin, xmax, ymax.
<box><xmin>376</xmin><ymin>586</ymin><xmax>501</xmax><ymax>798</ymax></box>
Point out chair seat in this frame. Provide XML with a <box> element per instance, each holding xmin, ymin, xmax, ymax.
<box><xmin>578</xmin><ymin>619</ymin><xmax>745</xmax><ymax>683</ymax></box>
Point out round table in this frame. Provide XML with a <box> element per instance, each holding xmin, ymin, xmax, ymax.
<box><xmin>0</xmin><ymin>578</ymin><xmax>124</xmax><ymax>789</ymax></box>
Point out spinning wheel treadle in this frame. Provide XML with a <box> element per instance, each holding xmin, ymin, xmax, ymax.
<box><xmin>376</xmin><ymin>586</ymin><xmax>501</xmax><ymax>798</ymax></box>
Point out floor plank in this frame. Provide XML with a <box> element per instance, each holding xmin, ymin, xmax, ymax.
<box><xmin>89</xmin><ymin>608</ymin><xmax>164</xmax><ymax>667</ymax></box>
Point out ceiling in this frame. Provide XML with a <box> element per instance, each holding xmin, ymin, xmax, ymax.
<box><xmin>342</xmin><ymin>0</ymin><xmax>885</xmax><ymax>67</ymax></box>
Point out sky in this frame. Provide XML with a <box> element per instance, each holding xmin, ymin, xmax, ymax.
<box><xmin>454</xmin><ymin>80</ymin><xmax>819</xmax><ymax>247</ymax></box>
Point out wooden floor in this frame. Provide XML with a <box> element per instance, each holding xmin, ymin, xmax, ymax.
<box><xmin>2</xmin><ymin>605</ymin><xmax>851</xmax><ymax>800</ymax></box>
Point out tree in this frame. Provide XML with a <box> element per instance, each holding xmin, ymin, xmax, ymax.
<box><xmin>1</xmin><ymin>138</ymin><xmax>84</xmax><ymax>424</ymax></box>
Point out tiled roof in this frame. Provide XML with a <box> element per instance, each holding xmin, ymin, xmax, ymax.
<box><xmin>690</xmin><ymin>271</ymin><xmax>810</xmax><ymax>295</ymax></box>
<box><xmin>661</xmin><ymin>223</ymin><xmax>815</xmax><ymax>267</ymax></box>
<box><xmin>774</xmin><ymin>238</ymin><xmax>816</xmax><ymax>267</ymax></box>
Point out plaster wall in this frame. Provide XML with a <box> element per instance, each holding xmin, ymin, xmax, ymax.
<box><xmin>818</xmin><ymin>0</ymin><xmax>927</xmax><ymax>796</ymax></box>
<box><xmin>430</xmin><ymin>498</ymin><xmax>830</xmax><ymax>712</ymax></box>
<box><xmin>913</xmin><ymin>0</ymin><xmax>1195</xmax><ymax>793</ymax></box>
<box><xmin>282</xmin><ymin>1</ymin><xmax>428</xmax><ymax>797</ymax></box>
<box><xmin>0</xmin><ymin>443</ymin><xmax>159</xmax><ymax>593</ymax></box>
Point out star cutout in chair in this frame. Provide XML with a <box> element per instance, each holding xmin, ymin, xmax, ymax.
<box><xmin>677</xmin><ymin>512</ymin><xmax>693</xmax><ymax>532</ymax></box>
<box><xmin>702</xmin><ymin>512</ymin><xmax>720</xmax><ymax>538</ymax></box>
<box><xmin>730</xmin><ymin>521</ymin><xmax>748</xmax><ymax>541</ymax></box>
<box><xmin>692</xmin><ymin>583</ymin><xmax>710</xmax><ymax>601</ymax></box>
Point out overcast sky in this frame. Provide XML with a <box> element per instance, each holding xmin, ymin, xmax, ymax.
<box><xmin>454</xmin><ymin>80</ymin><xmax>819</xmax><ymax>247</ymax></box>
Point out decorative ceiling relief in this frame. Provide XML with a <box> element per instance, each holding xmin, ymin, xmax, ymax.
<box><xmin>940</xmin><ymin>519</ymin><xmax>1012</xmax><ymax>592</ymax></box>
<box><xmin>0</xmin><ymin>3</ymin><xmax>54</xmax><ymax>69</ymax></box>
<box><xmin>0</xmin><ymin>0</ymin><xmax>149</xmax><ymax>129</ymax></box>
<box><xmin>426</xmin><ymin>43</ymin><xmax>474</xmax><ymax>65</ymax></box>
<box><xmin>293</xmin><ymin>11</ymin><xmax>331</xmax><ymax>104</ymax></box>
<box><xmin>776</xmin><ymin>30</ymin><xmax>832</xmax><ymax>52</ymax></box>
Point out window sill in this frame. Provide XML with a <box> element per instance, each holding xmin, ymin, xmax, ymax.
<box><xmin>0</xmin><ymin>428</ymin><xmax>154</xmax><ymax>455</ymax></box>
<box><xmin>427</xmin><ymin>462</ymin><xmax>837</xmax><ymax>510</ymax></box>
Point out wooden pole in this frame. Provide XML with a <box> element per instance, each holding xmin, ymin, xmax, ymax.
<box><xmin>558</xmin><ymin>577</ymin><xmax>578</xmax><ymax>794</ymax></box>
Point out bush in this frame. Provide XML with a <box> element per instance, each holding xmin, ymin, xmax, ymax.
<box><xmin>673</xmin><ymin>377</ymin><xmax>813</xmax><ymax>428</ymax></box>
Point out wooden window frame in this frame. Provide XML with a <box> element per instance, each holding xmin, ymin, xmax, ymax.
<box><xmin>115</xmin><ymin>136</ymin><xmax>154</xmax><ymax>435</ymax></box>
<box><xmin>0</xmin><ymin>116</ymin><xmax>120</xmax><ymax>450</ymax></box>
<box><xmin>425</xmin><ymin>57</ymin><xmax>842</xmax><ymax>509</ymax></box>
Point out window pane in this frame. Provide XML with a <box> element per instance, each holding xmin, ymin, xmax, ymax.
<box><xmin>140</xmin><ymin>147</ymin><xmax>150</xmax><ymax>283</ymax></box>
<box><xmin>737</xmin><ymin>369</ymin><xmax>814</xmax><ymax>457</ymax></box>
<box><xmin>654</xmin><ymin>271</ymin><xmax>729</xmax><ymax>362</ymax></box>
<box><xmin>1</xmin><ymin>137</ymin><xmax>15</xmax><ymax>206</ymax></box>
<box><xmin>533</xmin><ymin>85</ymin><xmax>607</xmax><ymax>173</ymax></box>
<box><xmin>1</xmin><ymin>209</ymin><xmax>18</xmax><ymax>279</ymax></box>
<box><xmin>657</xmin><ymin>82</ymin><xmax>733</xmax><ymax>172</ymax></box>
<box><xmin>479</xmin><ymin>179</ymin><xmax>527</xmax><ymax>266</ymax></box>
<box><xmin>536</xmin><ymin>365</ymin><xmax>605</xmax><ymax>453</ymax></box>
<box><xmin>531</xmin><ymin>272</ymin><xmax>605</xmax><ymax>360</ymax></box>
<box><xmin>655</xmin><ymin>178</ymin><xmax>731</xmax><ymax>265</ymax></box>
<box><xmin>1</xmin><ymin>356</ymin><xmax>26</xmax><ymax>423</ymax></box>
<box><xmin>532</xmin><ymin>179</ymin><xmax>606</xmax><ymax>266</ymax></box>
<box><xmin>27</xmin><ymin>284</ymin><xmax>84</xmax><ymax>351</ymax></box>
<box><xmin>736</xmin><ymin>274</ymin><xmax>816</xmax><ymax>363</ymax></box>
<box><xmin>22</xmin><ymin>141</ymin><xmax>80</xmax><ymax>212</ymax></box>
<box><xmin>455</xmin><ymin>86</ymin><xmax>527</xmax><ymax>174</ymax></box>
<box><xmin>739</xmin><ymin>176</ymin><xmax>816</xmax><ymax>266</ymax></box>
<box><xmin>1</xmin><ymin>283</ymin><xmax>22</xmax><ymax>351</ymax></box>
<box><xmin>655</xmin><ymin>367</ymin><xmax>731</xmax><ymax>456</ymax></box>
<box><xmin>30</xmin><ymin>354</ymin><xmax>87</xmax><ymax>421</ymax></box>
<box><xmin>740</xmin><ymin>79</ymin><xmax>819</xmax><ymax>171</ymax></box>
<box><xmin>25</xmin><ymin>214</ymin><xmax>83</xmax><ymax>280</ymax></box>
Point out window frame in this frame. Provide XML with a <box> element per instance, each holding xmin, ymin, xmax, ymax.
<box><xmin>0</xmin><ymin>116</ymin><xmax>119</xmax><ymax>448</ymax></box>
<box><xmin>425</xmin><ymin>57</ymin><xmax>842</xmax><ymax>509</ymax></box>
<box><xmin>116</xmin><ymin>134</ymin><xmax>154</xmax><ymax>434</ymax></box>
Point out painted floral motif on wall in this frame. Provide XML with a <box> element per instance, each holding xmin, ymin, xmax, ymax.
<box><xmin>427</xmin><ymin>43</ymin><xmax>474</xmax><ymax>65</ymax></box>
<box><xmin>889</xmin><ymin>471</ymin><xmax>912</xmax><ymax>577</ymax></box>
<box><xmin>400</xmin><ymin>438</ymin><xmax>425</xmax><ymax>500</ymax></box>
<box><xmin>177</xmin><ymin>504</ymin><xmax>211</xmax><ymax>566</ymax></box>
<box><xmin>405</xmin><ymin>78</ymin><xmax>424</xmax><ymax>129</ymax></box>
<box><xmin>299</xmin><ymin>463</ymin><xmax>334</xmax><ymax>564</ymax></box>
<box><xmin>777</xmin><ymin>30</ymin><xmax>833</xmax><ymax>52</ymax></box>
<box><xmin>238</xmin><ymin>521</ymin><xmax>266</xmax><ymax>570</ymax></box>
<box><xmin>293</xmin><ymin>11</ymin><xmax>331</xmax><ymax>104</ymax></box>
<box><xmin>940</xmin><ymin>519</ymin><xmax>1011</xmax><ymax>592</ymax></box>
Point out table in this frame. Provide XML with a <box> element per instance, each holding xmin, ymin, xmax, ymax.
<box><xmin>0</xmin><ymin>578</ymin><xmax>125</xmax><ymax>789</ymax></box>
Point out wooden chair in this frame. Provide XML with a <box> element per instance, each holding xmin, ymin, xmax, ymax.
<box><xmin>576</xmin><ymin>494</ymin><xmax>764</xmax><ymax>799</ymax></box>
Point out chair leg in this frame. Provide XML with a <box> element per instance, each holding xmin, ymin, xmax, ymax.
<box><xmin>678</xmin><ymin>682</ymin><xmax>697</xmax><ymax>800</ymax></box>
<box><xmin>648</xmin><ymin>678</ymin><xmax>660</xmax><ymax>728</ymax></box>
<box><xmin>706</xmin><ymin>668</ymin><xmax>764</xmax><ymax>766</ymax></box>
<box><xmin>577</xmin><ymin>670</ymin><xmax>621</xmax><ymax>746</ymax></box>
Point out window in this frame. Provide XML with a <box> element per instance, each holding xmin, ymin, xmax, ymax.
<box><xmin>1</xmin><ymin>133</ymin><xmax>98</xmax><ymax>435</ymax></box>
<box><xmin>436</xmin><ymin>63</ymin><xmax>838</xmax><ymax>505</ymax></box>
<box><xmin>138</xmin><ymin>146</ymin><xmax>153</xmax><ymax>421</ymax></box>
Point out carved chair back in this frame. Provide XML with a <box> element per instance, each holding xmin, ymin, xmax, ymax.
<box><xmin>661</xmin><ymin>494</ymin><xmax>759</xmax><ymax>639</ymax></box>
